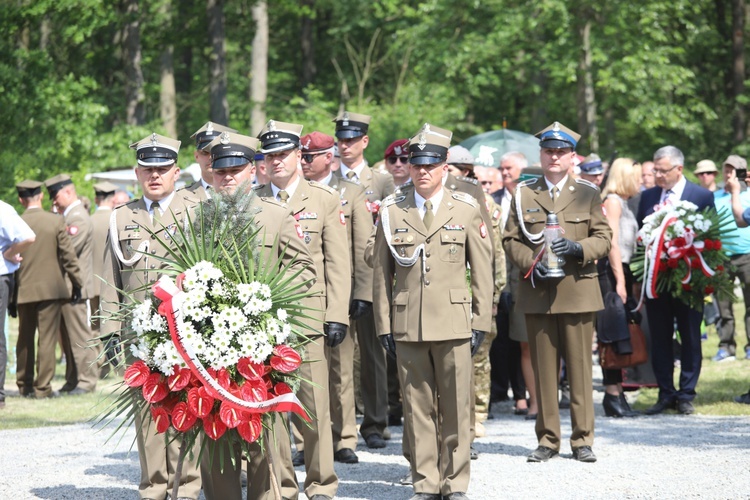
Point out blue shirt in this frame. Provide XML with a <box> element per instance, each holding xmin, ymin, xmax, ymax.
<box><xmin>0</xmin><ymin>201</ymin><xmax>36</xmax><ymax>275</ymax></box>
<box><xmin>744</xmin><ymin>207</ymin><xmax>750</xmax><ymax>226</ymax></box>
<box><xmin>714</xmin><ymin>190</ymin><xmax>750</xmax><ymax>256</ymax></box>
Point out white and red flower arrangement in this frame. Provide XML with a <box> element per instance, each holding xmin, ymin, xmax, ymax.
<box><xmin>632</xmin><ymin>199</ymin><xmax>734</xmax><ymax>309</ymax></box>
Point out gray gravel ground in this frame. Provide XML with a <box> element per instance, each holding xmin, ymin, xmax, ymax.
<box><xmin>1</xmin><ymin>392</ymin><xmax>749</xmax><ymax>500</ymax></box>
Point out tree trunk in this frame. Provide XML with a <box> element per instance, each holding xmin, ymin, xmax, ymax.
<box><xmin>123</xmin><ymin>0</ymin><xmax>146</xmax><ymax>126</ymax></box>
<box><xmin>300</xmin><ymin>0</ymin><xmax>316</xmax><ymax>87</ymax></box>
<box><xmin>40</xmin><ymin>15</ymin><xmax>50</xmax><ymax>51</ymax></box>
<box><xmin>731</xmin><ymin>0</ymin><xmax>746</xmax><ymax>144</ymax></box>
<box><xmin>207</xmin><ymin>0</ymin><xmax>229</xmax><ymax>124</ymax></box>
<box><xmin>250</xmin><ymin>0</ymin><xmax>268</xmax><ymax>134</ymax></box>
<box><xmin>577</xmin><ymin>19</ymin><xmax>598</xmax><ymax>153</ymax></box>
<box><xmin>158</xmin><ymin>0</ymin><xmax>177</xmax><ymax>138</ymax></box>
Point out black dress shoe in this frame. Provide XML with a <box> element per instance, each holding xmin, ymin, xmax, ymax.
<box><xmin>734</xmin><ymin>391</ymin><xmax>750</xmax><ymax>404</ymax></box>
<box><xmin>645</xmin><ymin>398</ymin><xmax>676</xmax><ymax>415</ymax></box>
<box><xmin>603</xmin><ymin>393</ymin><xmax>639</xmax><ymax>417</ymax></box>
<box><xmin>364</xmin><ymin>433</ymin><xmax>386</xmax><ymax>449</ymax></box>
<box><xmin>444</xmin><ymin>493</ymin><xmax>469</xmax><ymax>500</ymax></box>
<box><xmin>524</xmin><ymin>413</ymin><xmax>537</xmax><ymax>421</ymax></box>
<box><xmin>470</xmin><ymin>446</ymin><xmax>478</xmax><ymax>460</ymax></box>
<box><xmin>677</xmin><ymin>400</ymin><xmax>695</xmax><ymax>415</ymax></box>
<box><xmin>527</xmin><ymin>445</ymin><xmax>559</xmax><ymax>462</ymax></box>
<box><xmin>572</xmin><ymin>446</ymin><xmax>597</xmax><ymax>463</ymax></box>
<box><xmin>333</xmin><ymin>448</ymin><xmax>359</xmax><ymax>463</ymax></box>
<box><xmin>309</xmin><ymin>495</ymin><xmax>332</xmax><ymax>500</ymax></box>
<box><xmin>62</xmin><ymin>387</ymin><xmax>89</xmax><ymax>396</ymax></box>
<box><xmin>408</xmin><ymin>494</ymin><xmax>441</xmax><ymax>500</ymax></box>
<box><xmin>292</xmin><ymin>450</ymin><xmax>304</xmax><ymax>466</ymax></box>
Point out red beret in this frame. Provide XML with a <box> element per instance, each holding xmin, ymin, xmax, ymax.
<box><xmin>384</xmin><ymin>139</ymin><xmax>410</xmax><ymax>159</ymax></box>
<box><xmin>300</xmin><ymin>131</ymin><xmax>334</xmax><ymax>152</ymax></box>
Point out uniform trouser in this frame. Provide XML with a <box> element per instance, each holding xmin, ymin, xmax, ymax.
<box><xmin>293</xmin><ymin>321</ymin><xmax>358</xmax><ymax>453</ymax></box>
<box><xmin>397</xmin><ymin>338</ymin><xmax>472</xmax><ymax>497</ymax></box>
<box><xmin>134</xmin><ymin>404</ymin><xmax>202</xmax><ymax>499</ymax></box>
<box><xmin>387</xmin><ymin>355</ymin><xmax>402</xmax><ymax>418</ymax></box>
<box><xmin>60</xmin><ymin>300</ymin><xmax>99</xmax><ymax>392</ymax></box>
<box><xmin>716</xmin><ymin>253</ymin><xmax>750</xmax><ymax>355</ymax></box>
<box><xmin>526</xmin><ymin>313</ymin><xmax>595</xmax><ymax>451</ymax></box>
<box><xmin>16</xmin><ymin>300</ymin><xmax>62</xmax><ymax>398</ymax></box>
<box><xmin>255</xmin><ymin>335</ymin><xmax>338</xmax><ymax>500</ymax></box>
<box><xmin>0</xmin><ymin>274</ymin><xmax>11</xmax><ymax>400</ymax></box>
<box><xmin>356</xmin><ymin>309</ymin><xmax>388</xmax><ymax>439</ymax></box>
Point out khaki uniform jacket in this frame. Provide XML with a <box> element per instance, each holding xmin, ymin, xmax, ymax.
<box><xmin>445</xmin><ymin>173</ymin><xmax>494</xmax><ymax>237</ymax></box>
<box><xmin>17</xmin><ymin>208</ymin><xmax>83</xmax><ymax>304</ymax></box>
<box><xmin>372</xmin><ymin>188</ymin><xmax>494</xmax><ymax>341</ymax></box>
<box><xmin>326</xmin><ymin>175</ymin><xmax>373</xmax><ymax>302</ymax></box>
<box><xmin>502</xmin><ymin>176</ymin><xmax>611</xmax><ymax>314</ymax></box>
<box><xmin>90</xmin><ymin>207</ymin><xmax>112</xmax><ymax>297</ymax></box>
<box><xmin>255</xmin><ymin>180</ymin><xmax>351</xmax><ymax>326</ymax></box>
<box><xmin>334</xmin><ymin>166</ymin><xmax>395</xmax><ymax>218</ymax></box>
<box><xmin>485</xmin><ymin>194</ymin><xmax>507</xmax><ymax>304</ymax></box>
<box><xmin>65</xmin><ymin>203</ymin><xmax>95</xmax><ymax>299</ymax></box>
<box><xmin>100</xmin><ymin>191</ymin><xmax>200</xmax><ymax>338</ymax></box>
<box><xmin>181</xmin><ymin>180</ymin><xmax>209</xmax><ymax>202</ymax></box>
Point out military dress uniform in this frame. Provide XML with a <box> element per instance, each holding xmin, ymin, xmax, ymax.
<box><xmin>373</xmin><ymin>124</ymin><xmax>493</xmax><ymax>498</ymax></box>
<box><xmin>15</xmin><ymin>181</ymin><xmax>84</xmax><ymax>398</ymax></box>
<box><xmin>503</xmin><ymin>122</ymin><xmax>611</xmax><ymax>460</ymax></box>
<box><xmin>182</xmin><ymin>121</ymin><xmax>237</xmax><ymax>201</ymax></box>
<box><xmin>100</xmin><ymin>134</ymin><xmax>203</xmax><ymax>500</ymax></box>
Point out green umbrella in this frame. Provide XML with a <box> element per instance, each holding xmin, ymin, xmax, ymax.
<box><xmin>459</xmin><ymin>129</ymin><xmax>540</xmax><ymax>168</ymax></box>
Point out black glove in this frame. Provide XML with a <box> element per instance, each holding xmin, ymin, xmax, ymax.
<box><xmin>499</xmin><ymin>292</ymin><xmax>513</xmax><ymax>314</ymax></box>
<box><xmin>71</xmin><ymin>286</ymin><xmax>82</xmax><ymax>305</ymax></box>
<box><xmin>8</xmin><ymin>302</ymin><xmax>17</xmax><ymax>318</ymax></box>
<box><xmin>323</xmin><ymin>321</ymin><xmax>347</xmax><ymax>348</ymax></box>
<box><xmin>471</xmin><ymin>330</ymin><xmax>486</xmax><ymax>357</ymax></box>
<box><xmin>348</xmin><ymin>299</ymin><xmax>372</xmax><ymax>320</ymax></box>
<box><xmin>533</xmin><ymin>261</ymin><xmax>550</xmax><ymax>281</ymax></box>
<box><xmin>7</xmin><ymin>273</ymin><xmax>17</xmax><ymax>317</ymax></box>
<box><xmin>550</xmin><ymin>237</ymin><xmax>583</xmax><ymax>258</ymax></box>
<box><xmin>380</xmin><ymin>334</ymin><xmax>397</xmax><ymax>359</ymax></box>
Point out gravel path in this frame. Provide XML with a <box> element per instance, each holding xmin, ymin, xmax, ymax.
<box><xmin>1</xmin><ymin>394</ymin><xmax>749</xmax><ymax>500</ymax></box>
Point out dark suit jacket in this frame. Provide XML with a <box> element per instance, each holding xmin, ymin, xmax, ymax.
<box><xmin>491</xmin><ymin>188</ymin><xmax>506</xmax><ymax>206</ymax></box>
<box><xmin>637</xmin><ymin>180</ymin><xmax>715</xmax><ymax>226</ymax></box>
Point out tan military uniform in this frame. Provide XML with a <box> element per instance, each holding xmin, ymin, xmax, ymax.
<box><xmin>58</xmin><ymin>201</ymin><xmax>98</xmax><ymax>392</ymax></box>
<box><xmin>16</xmin><ymin>208</ymin><xmax>83</xmax><ymax>398</ymax></box>
<box><xmin>254</xmin><ymin>180</ymin><xmax>349</xmax><ymax>499</ymax></box>
<box><xmin>373</xmin><ymin>188</ymin><xmax>493</xmax><ymax>496</ymax></box>
<box><xmin>181</xmin><ymin>179</ymin><xmax>210</xmax><ymax>201</ymax></box>
<box><xmin>503</xmin><ymin>176</ymin><xmax>611</xmax><ymax>452</ymax></box>
<box><xmin>89</xmin><ymin>206</ymin><xmax>111</xmax><ymax>329</ymax></box>
<box><xmin>100</xmin><ymin>190</ymin><xmax>203</xmax><ymax>500</ymax></box>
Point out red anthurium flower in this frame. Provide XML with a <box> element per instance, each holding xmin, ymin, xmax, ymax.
<box><xmin>240</xmin><ymin>379</ymin><xmax>268</xmax><ymax>403</ymax></box>
<box><xmin>270</xmin><ymin>345</ymin><xmax>302</xmax><ymax>373</ymax></box>
<box><xmin>187</xmin><ymin>386</ymin><xmax>216</xmax><ymax>418</ymax></box>
<box><xmin>203</xmin><ymin>413</ymin><xmax>227</xmax><ymax>441</ymax></box>
<box><xmin>237</xmin><ymin>357</ymin><xmax>269</xmax><ymax>381</ymax></box>
<box><xmin>274</xmin><ymin>382</ymin><xmax>292</xmax><ymax>395</ymax></box>
<box><xmin>716</xmin><ymin>265</ymin><xmax>725</xmax><ymax>272</ymax></box>
<box><xmin>682</xmin><ymin>283</ymin><xmax>692</xmax><ymax>291</ymax></box>
<box><xmin>705</xmin><ymin>285</ymin><xmax>715</xmax><ymax>294</ymax></box>
<box><xmin>691</xmin><ymin>258</ymin><xmax>701</xmax><ymax>269</ymax></box>
<box><xmin>216</xmin><ymin>368</ymin><xmax>232</xmax><ymax>390</ymax></box>
<box><xmin>237</xmin><ymin>413</ymin><xmax>263</xmax><ymax>443</ymax></box>
<box><xmin>167</xmin><ymin>366</ymin><xmax>192</xmax><ymax>392</ymax></box>
<box><xmin>672</xmin><ymin>237</ymin><xmax>687</xmax><ymax>247</ymax></box>
<box><xmin>151</xmin><ymin>406</ymin><xmax>170</xmax><ymax>434</ymax></box>
<box><xmin>172</xmin><ymin>402</ymin><xmax>197</xmax><ymax>432</ymax></box>
<box><xmin>124</xmin><ymin>360</ymin><xmax>150</xmax><ymax>388</ymax></box>
<box><xmin>703</xmin><ymin>239</ymin><xmax>714</xmax><ymax>251</ymax></box>
<box><xmin>219</xmin><ymin>401</ymin><xmax>243</xmax><ymax>429</ymax></box>
<box><xmin>159</xmin><ymin>393</ymin><xmax>180</xmax><ymax>413</ymax></box>
<box><xmin>142</xmin><ymin>373</ymin><xmax>169</xmax><ymax>403</ymax></box>
<box><xmin>714</xmin><ymin>240</ymin><xmax>722</xmax><ymax>250</ymax></box>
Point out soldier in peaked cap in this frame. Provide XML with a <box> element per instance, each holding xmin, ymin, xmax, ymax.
<box><xmin>43</xmin><ymin>173</ymin><xmax>97</xmax><ymax>396</ymax></box>
<box><xmin>183</xmin><ymin>121</ymin><xmax>237</xmax><ymax>200</ymax></box>
<box><xmin>253</xmin><ymin>119</ymin><xmax>349</xmax><ymax>500</ymax></box>
<box><xmin>503</xmin><ymin>121</ymin><xmax>611</xmax><ymax>464</ymax></box>
<box><xmin>579</xmin><ymin>153</ymin><xmax>605</xmax><ymax>187</ymax></box>
<box><xmin>372</xmin><ymin>123</ymin><xmax>493</xmax><ymax>499</ymax></box>
<box><xmin>100</xmin><ymin>133</ymin><xmax>203</xmax><ymax>500</ymax></box>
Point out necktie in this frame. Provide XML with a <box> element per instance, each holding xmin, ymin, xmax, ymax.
<box><xmin>346</xmin><ymin>171</ymin><xmax>357</xmax><ymax>181</ymax></box>
<box><xmin>423</xmin><ymin>200</ymin><xmax>434</xmax><ymax>230</ymax></box>
<box><xmin>551</xmin><ymin>186</ymin><xmax>559</xmax><ymax>200</ymax></box>
<box><xmin>662</xmin><ymin>189</ymin><xmax>673</xmax><ymax>203</ymax></box>
<box><xmin>278</xmin><ymin>190</ymin><xmax>289</xmax><ymax>203</ymax></box>
<box><xmin>151</xmin><ymin>204</ymin><xmax>162</xmax><ymax>224</ymax></box>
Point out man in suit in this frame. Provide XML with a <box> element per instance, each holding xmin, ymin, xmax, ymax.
<box><xmin>44</xmin><ymin>173</ymin><xmax>98</xmax><ymax>395</ymax></box>
<box><xmin>100</xmin><ymin>133</ymin><xmax>202</xmax><ymax>500</ymax></box>
<box><xmin>253</xmin><ymin>119</ymin><xmax>350</xmax><ymax>500</ymax></box>
<box><xmin>333</xmin><ymin>111</ymin><xmax>394</xmax><ymax>449</ymax></box>
<box><xmin>183</xmin><ymin>121</ymin><xmax>237</xmax><ymax>201</ymax></box>
<box><xmin>15</xmin><ymin>180</ymin><xmax>83</xmax><ymax>399</ymax></box>
<box><xmin>503</xmin><ymin>122</ymin><xmax>611</xmax><ymax>463</ymax></box>
<box><xmin>373</xmin><ymin>123</ymin><xmax>493</xmax><ymax>500</ymax></box>
<box><xmin>299</xmin><ymin>130</ymin><xmax>372</xmax><ymax>465</ymax></box>
<box><xmin>636</xmin><ymin>145</ymin><xmax>715</xmax><ymax>415</ymax></box>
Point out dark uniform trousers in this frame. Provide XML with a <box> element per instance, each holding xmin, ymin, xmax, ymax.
<box><xmin>326</xmin><ymin>319</ymin><xmax>358</xmax><ymax>451</ymax></box>
<box><xmin>355</xmin><ymin>310</ymin><xmax>388</xmax><ymax>439</ymax></box>
<box><xmin>16</xmin><ymin>300</ymin><xmax>64</xmax><ymax>397</ymax></box>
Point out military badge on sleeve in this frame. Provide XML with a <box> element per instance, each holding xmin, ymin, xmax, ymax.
<box><xmin>339</xmin><ymin>210</ymin><xmax>346</xmax><ymax>225</ymax></box>
<box><xmin>479</xmin><ymin>222</ymin><xmax>487</xmax><ymax>239</ymax></box>
<box><xmin>67</xmin><ymin>225</ymin><xmax>79</xmax><ymax>236</ymax></box>
<box><xmin>295</xmin><ymin>224</ymin><xmax>304</xmax><ymax>239</ymax></box>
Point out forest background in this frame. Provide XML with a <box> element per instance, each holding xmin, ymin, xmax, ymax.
<box><xmin>2</xmin><ymin>0</ymin><xmax>749</xmax><ymax>206</ymax></box>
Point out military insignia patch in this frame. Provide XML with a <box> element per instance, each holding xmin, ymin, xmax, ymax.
<box><xmin>295</xmin><ymin>224</ymin><xmax>304</xmax><ymax>239</ymax></box>
<box><xmin>479</xmin><ymin>222</ymin><xmax>487</xmax><ymax>239</ymax></box>
<box><xmin>443</xmin><ymin>225</ymin><xmax>465</xmax><ymax>231</ymax></box>
<box><xmin>67</xmin><ymin>225</ymin><xmax>79</xmax><ymax>236</ymax></box>
<box><xmin>340</xmin><ymin>199</ymin><xmax>349</xmax><ymax>206</ymax></box>
<box><xmin>339</xmin><ymin>211</ymin><xmax>346</xmax><ymax>225</ymax></box>
<box><xmin>125</xmin><ymin>224</ymin><xmax>140</xmax><ymax>231</ymax></box>
<box><xmin>297</xmin><ymin>212</ymin><xmax>318</xmax><ymax>220</ymax></box>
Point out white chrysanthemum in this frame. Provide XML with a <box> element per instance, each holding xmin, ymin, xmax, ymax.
<box><xmin>237</xmin><ymin>283</ymin><xmax>254</xmax><ymax>303</ymax></box>
<box><xmin>258</xmin><ymin>284</ymin><xmax>272</xmax><ymax>298</ymax></box>
<box><xmin>152</xmin><ymin>341</ymin><xmax>182</xmax><ymax>376</ymax></box>
<box><xmin>190</xmin><ymin>305</ymin><xmax>213</xmax><ymax>322</ymax></box>
<box><xmin>129</xmin><ymin>338</ymin><xmax>151</xmax><ymax>361</ymax></box>
<box><xmin>244</xmin><ymin>297</ymin><xmax>265</xmax><ymax>316</ymax></box>
<box><xmin>210</xmin><ymin>329</ymin><xmax>234</xmax><ymax>352</ymax></box>
<box><xmin>181</xmin><ymin>268</ymin><xmax>200</xmax><ymax>290</ymax></box>
<box><xmin>259</xmin><ymin>299</ymin><xmax>272</xmax><ymax>312</ymax></box>
<box><xmin>193</xmin><ymin>261</ymin><xmax>224</xmax><ymax>283</ymax></box>
<box><xmin>210</xmin><ymin>280</ymin><xmax>228</xmax><ymax>298</ymax></box>
<box><xmin>277</xmin><ymin>309</ymin><xmax>288</xmax><ymax>322</ymax></box>
<box><xmin>248</xmin><ymin>281</ymin><xmax>262</xmax><ymax>295</ymax></box>
<box><xmin>276</xmin><ymin>322</ymin><xmax>292</xmax><ymax>344</ymax></box>
<box><xmin>221</xmin><ymin>347</ymin><xmax>241</xmax><ymax>367</ymax></box>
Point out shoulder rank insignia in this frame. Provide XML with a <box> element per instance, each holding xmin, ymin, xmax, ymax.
<box><xmin>457</xmin><ymin>176</ymin><xmax>479</xmax><ymax>185</ymax></box>
<box><xmin>451</xmin><ymin>192</ymin><xmax>477</xmax><ymax>207</ymax></box>
<box><xmin>574</xmin><ymin>177</ymin><xmax>601</xmax><ymax>191</ymax></box>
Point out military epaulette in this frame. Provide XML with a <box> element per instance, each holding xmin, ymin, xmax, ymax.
<box><xmin>121</xmin><ymin>198</ymin><xmax>142</xmax><ymax>210</ymax></box>
<box><xmin>382</xmin><ymin>193</ymin><xmax>405</xmax><ymax>206</ymax></box>
<box><xmin>308</xmin><ymin>180</ymin><xmax>338</xmax><ymax>195</ymax></box>
<box><xmin>395</xmin><ymin>183</ymin><xmax>415</xmax><ymax>195</ymax></box>
<box><xmin>257</xmin><ymin>195</ymin><xmax>285</xmax><ymax>208</ymax></box>
<box><xmin>338</xmin><ymin>177</ymin><xmax>360</xmax><ymax>188</ymax></box>
<box><xmin>451</xmin><ymin>191</ymin><xmax>478</xmax><ymax>207</ymax></box>
<box><xmin>456</xmin><ymin>175</ymin><xmax>479</xmax><ymax>186</ymax></box>
<box><xmin>252</xmin><ymin>183</ymin><xmax>266</xmax><ymax>191</ymax></box>
<box><xmin>574</xmin><ymin>177</ymin><xmax>601</xmax><ymax>191</ymax></box>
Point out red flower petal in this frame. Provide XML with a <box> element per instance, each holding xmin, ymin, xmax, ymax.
<box><xmin>187</xmin><ymin>386</ymin><xmax>216</xmax><ymax>418</ymax></box>
<box><xmin>691</xmin><ymin>258</ymin><xmax>701</xmax><ymax>269</ymax></box>
<box><xmin>151</xmin><ymin>406</ymin><xmax>170</xmax><ymax>434</ymax></box>
<box><xmin>715</xmin><ymin>240</ymin><xmax>722</xmax><ymax>250</ymax></box>
<box><xmin>667</xmin><ymin>258</ymin><xmax>679</xmax><ymax>269</ymax></box>
<box><xmin>237</xmin><ymin>357</ymin><xmax>269</xmax><ymax>381</ymax></box>
<box><xmin>172</xmin><ymin>402</ymin><xmax>197</xmax><ymax>432</ymax></box>
<box><xmin>274</xmin><ymin>382</ymin><xmax>292</xmax><ymax>395</ymax></box>
<box><xmin>216</xmin><ymin>368</ymin><xmax>232</xmax><ymax>390</ymax></box>
<box><xmin>237</xmin><ymin>413</ymin><xmax>263</xmax><ymax>443</ymax></box>
<box><xmin>167</xmin><ymin>366</ymin><xmax>192</xmax><ymax>392</ymax></box>
<box><xmin>705</xmin><ymin>286</ymin><xmax>715</xmax><ymax>294</ymax></box>
<box><xmin>124</xmin><ymin>360</ymin><xmax>150</xmax><ymax>387</ymax></box>
<box><xmin>142</xmin><ymin>373</ymin><xmax>169</xmax><ymax>403</ymax></box>
<box><xmin>270</xmin><ymin>345</ymin><xmax>302</xmax><ymax>373</ymax></box>
<box><xmin>202</xmin><ymin>413</ymin><xmax>227</xmax><ymax>441</ymax></box>
<box><xmin>219</xmin><ymin>401</ymin><xmax>243</xmax><ymax>429</ymax></box>
<box><xmin>703</xmin><ymin>239</ymin><xmax>714</xmax><ymax>251</ymax></box>
<box><xmin>240</xmin><ymin>379</ymin><xmax>268</xmax><ymax>403</ymax></box>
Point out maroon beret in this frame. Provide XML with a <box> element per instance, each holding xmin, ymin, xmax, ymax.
<box><xmin>384</xmin><ymin>139</ymin><xmax>410</xmax><ymax>159</ymax></box>
<box><xmin>300</xmin><ymin>131</ymin><xmax>335</xmax><ymax>152</ymax></box>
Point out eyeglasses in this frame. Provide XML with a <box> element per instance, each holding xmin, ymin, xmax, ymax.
<box><xmin>480</xmin><ymin>181</ymin><xmax>493</xmax><ymax>185</ymax></box>
<box><xmin>387</xmin><ymin>156</ymin><xmax>410</xmax><ymax>165</ymax></box>
<box><xmin>301</xmin><ymin>152</ymin><xmax>326</xmax><ymax>163</ymax></box>
<box><xmin>653</xmin><ymin>165</ymin><xmax>678</xmax><ymax>176</ymax></box>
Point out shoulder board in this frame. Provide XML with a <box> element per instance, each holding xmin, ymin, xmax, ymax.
<box><xmin>456</xmin><ymin>175</ymin><xmax>479</xmax><ymax>185</ymax></box>
<box><xmin>123</xmin><ymin>198</ymin><xmax>141</xmax><ymax>209</ymax></box>
<box><xmin>251</xmin><ymin>184</ymin><xmax>265</xmax><ymax>191</ymax></box>
<box><xmin>339</xmin><ymin>177</ymin><xmax>360</xmax><ymax>188</ymax></box>
<box><xmin>452</xmin><ymin>192</ymin><xmax>478</xmax><ymax>207</ymax></box>
<box><xmin>382</xmin><ymin>193</ymin><xmax>405</xmax><ymax>206</ymax></box>
<box><xmin>308</xmin><ymin>180</ymin><xmax>337</xmax><ymax>195</ymax></box>
<box><xmin>574</xmin><ymin>178</ymin><xmax>601</xmax><ymax>191</ymax></box>
<box><xmin>517</xmin><ymin>178</ymin><xmax>539</xmax><ymax>190</ymax></box>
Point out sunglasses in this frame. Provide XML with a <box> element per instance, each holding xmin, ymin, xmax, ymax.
<box><xmin>301</xmin><ymin>152</ymin><xmax>326</xmax><ymax>163</ymax></box>
<box><xmin>387</xmin><ymin>156</ymin><xmax>410</xmax><ymax>165</ymax></box>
